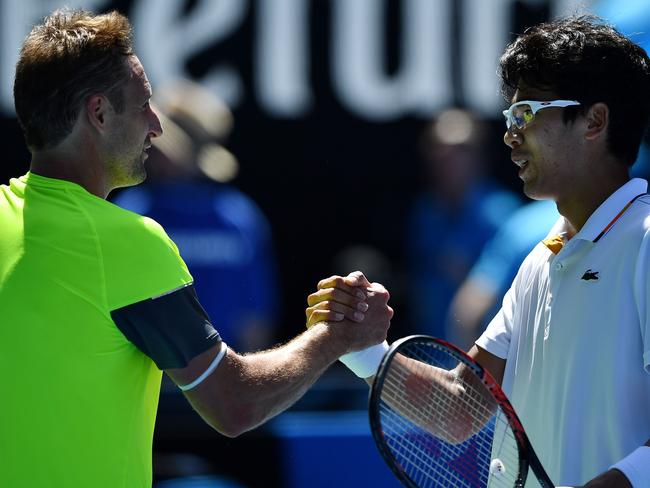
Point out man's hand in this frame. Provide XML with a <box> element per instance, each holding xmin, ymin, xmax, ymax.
<box><xmin>305</xmin><ymin>271</ymin><xmax>393</xmax><ymax>354</ymax></box>
<box><xmin>305</xmin><ymin>271</ymin><xmax>370</xmax><ymax>328</ymax></box>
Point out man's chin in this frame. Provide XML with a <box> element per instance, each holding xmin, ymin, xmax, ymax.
<box><xmin>522</xmin><ymin>184</ymin><xmax>554</xmax><ymax>202</ymax></box>
<box><xmin>114</xmin><ymin>168</ymin><xmax>147</xmax><ymax>191</ymax></box>
<box><xmin>131</xmin><ymin>169</ymin><xmax>147</xmax><ymax>186</ymax></box>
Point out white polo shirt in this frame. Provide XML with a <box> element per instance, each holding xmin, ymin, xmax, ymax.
<box><xmin>477</xmin><ymin>178</ymin><xmax>650</xmax><ymax>487</ymax></box>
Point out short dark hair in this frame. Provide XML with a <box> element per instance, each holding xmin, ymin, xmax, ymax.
<box><xmin>13</xmin><ymin>9</ymin><xmax>134</xmax><ymax>150</ymax></box>
<box><xmin>499</xmin><ymin>15</ymin><xmax>650</xmax><ymax>166</ymax></box>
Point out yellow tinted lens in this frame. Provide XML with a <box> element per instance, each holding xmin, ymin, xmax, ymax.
<box><xmin>512</xmin><ymin>104</ymin><xmax>533</xmax><ymax>128</ymax></box>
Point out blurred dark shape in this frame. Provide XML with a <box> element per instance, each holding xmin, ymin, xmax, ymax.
<box><xmin>155</xmin><ymin>477</ymin><xmax>243</xmax><ymax>488</ymax></box>
<box><xmin>154</xmin><ymin>453</ymin><xmax>244</xmax><ymax>488</ymax></box>
<box><xmin>149</xmin><ymin>79</ymin><xmax>238</xmax><ymax>184</ymax></box>
<box><xmin>404</xmin><ymin>108</ymin><xmax>521</xmax><ymax>339</ymax></box>
<box><xmin>331</xmin><ymin>244</ymin><xmax>393</xmax><ymax>290</ymax></box>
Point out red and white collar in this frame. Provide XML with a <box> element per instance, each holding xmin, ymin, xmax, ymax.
<box><xmin>542</xmin><ymin>178</ymin><xmax>648</xmax><ymax>254</ymax></box>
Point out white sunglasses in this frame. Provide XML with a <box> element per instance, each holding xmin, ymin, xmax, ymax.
<box><xmin>503</xmin><ymin>99</ymin><xmax>581</xmax><ymax>130</ymax></box>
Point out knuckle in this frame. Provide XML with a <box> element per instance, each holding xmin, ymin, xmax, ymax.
<box><xmin>309</xmin><ymin>290</ymin><xmax>328</xmax><ymax>305</ymax></box>
<box><xmin>331</xmin><ymin>289</ymin><xmax>349</xmax><ymax>304</ymax></box>
<box><xmin>308</xmin><ymin>290</ymin><xmax>324</xmax><ymax>303</ymax></box>
<box><xmin>352</xmin><ymin>271</ymin><xmax>367</xmax><ymax>281</ymax></box>
<box><xmin>318</xmin><ymin>275</ymin><xmax>336</xmax><ymax>289</ymax></box>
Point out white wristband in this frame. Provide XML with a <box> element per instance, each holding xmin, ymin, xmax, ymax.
<box><xmin>179</xmin><ymin>341</ymin><xmax>228</xmax><ymax>391</ymax></box>
<box><xmin>339</xmin><ymin>341</ymin><xmax>389</xmax><ymax>378</ymax></box>
<box><xmin>611</xmin><ymin>446</ymin><xmax>650</xmax><ymax>487</ymax></box>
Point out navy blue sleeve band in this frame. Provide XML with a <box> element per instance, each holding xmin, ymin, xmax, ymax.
<box><xmin>110</xmin><ymin>284</ymin><xmax>221</xmax><ymax>370</ymax></box>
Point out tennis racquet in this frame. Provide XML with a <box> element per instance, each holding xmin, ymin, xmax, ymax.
<box><xmin>369</xmin><ymin>335</ymin><xmax>556</xmax><ymax>488</ymax></box>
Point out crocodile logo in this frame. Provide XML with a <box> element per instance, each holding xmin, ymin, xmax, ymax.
<box><xmin>581</xmin><ymin>269</ymin><xmax>599</xmax><ymax>281</ymax></box>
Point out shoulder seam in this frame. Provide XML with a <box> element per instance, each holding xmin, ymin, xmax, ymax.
<box><xmin>65</xmin><ymin>188</ymin><xmax>110</xmax><ymax>313</ymax></box>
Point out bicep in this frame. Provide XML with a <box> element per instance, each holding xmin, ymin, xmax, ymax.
<box><xmin>110</xmin><ymin>281</ymin><xmax>246</xmax><ymax>432</ymax></box>
<box><xmin>110</xmin><ymin>283</ymin><xmax>221</xmax><ymax>369</ymax></box>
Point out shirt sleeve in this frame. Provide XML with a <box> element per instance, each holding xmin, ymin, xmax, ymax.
<box><xmin>100</xmin><ymin>212</ymin><xmax>221</xmax><ymax>369</ymax></box>
<box><xmin>475</xmin><ymin>259</ymin><xmax>526</xmax><ymax>360</ymax></box>
<box><xmin>634</xmin><ymin>227</ymin><xmax>650</xmax><ymax>373</ymax></box>
<box><xmin>475</xmin><ymin>287</ymin><xmax>513</xmax><ymax>359</ymax></box>
<box><xmin>475</xmin><ymin>231</ymin><xmax>547</xmax><ymax>361</ymax></box>
<box><xmin>111</xmin><ymin>283</ymin><xmax>221</xmax><ymax>369</ymax></box>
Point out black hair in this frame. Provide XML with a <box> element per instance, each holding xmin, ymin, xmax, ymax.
<box><xmin>500</xmin><ymin>15</ymin><xmax>650</xmax><ymax>166</ymax></box>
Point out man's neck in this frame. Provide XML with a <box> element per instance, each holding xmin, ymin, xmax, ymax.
<box><xmin>558</xmin><ymin>171</ymin><xmax>630</xmax><ymax>236</ymax></box>
<box><xmin>30</xmin><ymin>148</ymin><xmax>108</xmax><ymax>199</ymax></box>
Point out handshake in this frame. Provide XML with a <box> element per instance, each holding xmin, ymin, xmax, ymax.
<box><xmin>305</xmin><ymin>271</ymin><xmax>394</xmax><ymax>379</ymax></box>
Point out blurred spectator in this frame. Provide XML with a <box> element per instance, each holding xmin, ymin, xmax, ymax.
<box><xmin>404</xmin><ymin>108</ymin><xmax>521</xmax><ymax>338</ymax></box>
<box><xmin>112</xmin><ymin>80</ymin><xmax>278</xmax><ymax>352</ymax></box>
<box><xmin>446</xmin><ymin>199</ymin><xmax>560</xmax><ymax>349</ymax></box>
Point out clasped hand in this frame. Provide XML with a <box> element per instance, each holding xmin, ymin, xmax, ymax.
<box><xmin>305</xmin><ymin>271</ymin><xmax>393</xmax><ymax>354</ymax></box>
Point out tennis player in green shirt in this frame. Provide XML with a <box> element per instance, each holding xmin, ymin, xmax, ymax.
<box><xmin>0</xmin><ymin>9</ymin><xmax>392</xmax><ymax>487</ymax></box>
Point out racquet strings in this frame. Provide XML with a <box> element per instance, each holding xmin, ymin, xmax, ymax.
<box><xmin>377</xmin><ymin>341</ymin><xmax>522</xmax><ymax>487</ymax></box>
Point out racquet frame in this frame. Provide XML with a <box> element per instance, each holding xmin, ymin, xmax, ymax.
<box><xmin>369</xmin><ymin>335</ymin><xmax>555</xmax><ymax>488</ymax></box>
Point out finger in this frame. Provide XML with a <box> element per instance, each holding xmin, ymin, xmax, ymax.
<box><xmin>317</xmin><ymin>275</ymin><xmax>367</xmax><ymax>298</ymax></box>
<box><xmin>317</xmin><ymin>275</ymin><xmax>344</xmax><ymax>289</ymax></box>
<box><xmin>307</xmin><ymin>286</ymin><xmax>366</xmax><ymax>307</ymax></box>
<box><xmin>306</xmin><ymin>301</ymin><xmax>352</xmax><ymax>320</ymax></box>
<box><xmin>369</xmin><ymin>281</ymin><xmax>387</xmax><ymax>292</ymax></box>
<box><xmin>306</xmin><ymin>310</ymin><xmax>345</xmax><ymax>328</ymax></box>
<box><xmin>344</xmin><ymin>270</ymin><xmax>372</xmax><ymax>287</ymax></box>
<box><xmin>306</xmin><ymin>300</ymin><xmax>367</xmax><ymax>324</ymax></box>
<box><xmin>367</xmin><ymin>283</ymin><xmax>390</xmax><ymax>302</ymax></box>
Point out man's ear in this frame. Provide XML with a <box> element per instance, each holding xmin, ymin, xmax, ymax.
<box><xmin>85</xmin><ymin>95</ymin><xmax>110</xmax><ymax>132</ymax></box>
<box><xmin>584</xmin><ymin>102</ymin><xmax>609</xmax><ymax>141</ymax></box>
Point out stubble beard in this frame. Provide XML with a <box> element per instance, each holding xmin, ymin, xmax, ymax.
<box><xmin>108</xmin><ymin>152</ymin><xmax>147</xmax><ymax>190</ymax></box>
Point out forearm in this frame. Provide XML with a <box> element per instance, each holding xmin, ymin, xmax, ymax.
<box><xmin>195</xmin><ymin>322</ymin><xmax>344</xmax><ymax>436</ymax></box>
<box><xmin>175</xmin><ymin>270</ymin><xmax>391</xmax><ymax>437</ymax></box>
<box><xmin>232</xmin><ymin>323</ymin><xmax>342</xmax><ymax>429</ymax></box>
<box><xmin>380</xmin><ymin>355</ymin><xmax>492</xmax><ymax>444</ymax></box>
